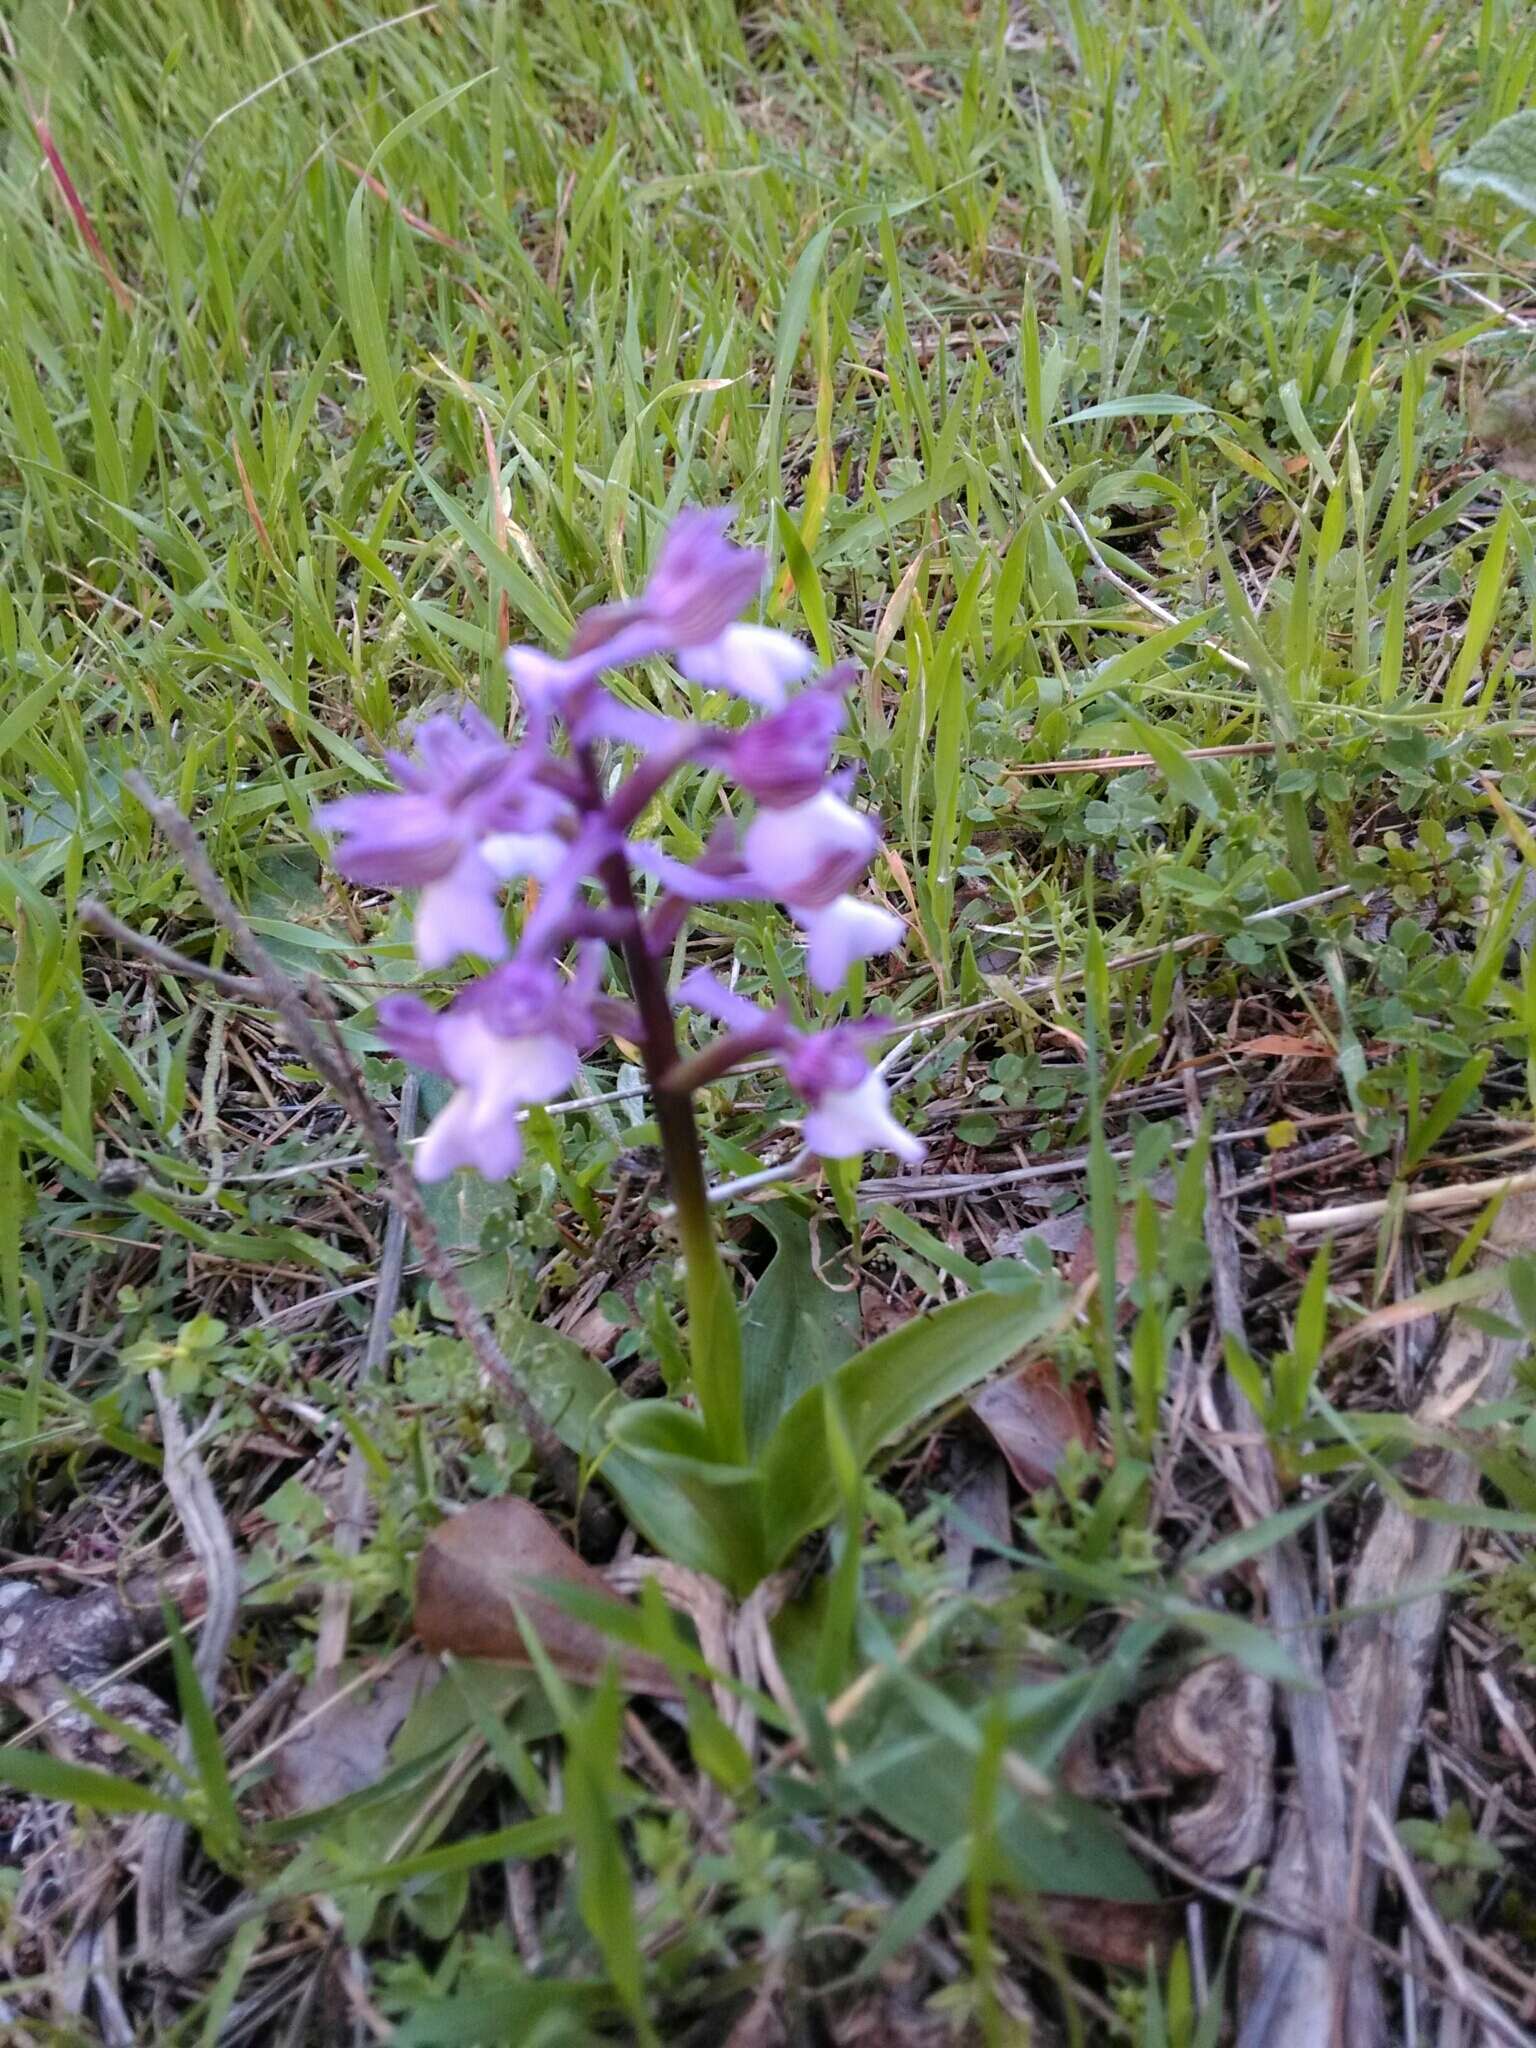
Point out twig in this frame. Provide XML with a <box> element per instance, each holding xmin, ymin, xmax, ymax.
<box><xmin>1011</xmin><ymin>741</ymin><xmax>1278</xmax><ymax>776</ymax></box>
<box><xmin>117</xmin><ymin>773</ymin><xmax>581</xmax><ymax>1508</ymax></box>
<box><xmin>1478</xmin><ymin>1668</ymin><xmax>1536</xmax><ymax>1784</ymax></box>
<box><xmin>1285</xmin><ymin>1168</ymin><xmax>1536</xmax><ymax>1237</ymax></box>
<box><xmin>312</xmin><ymin>1073</ymin><xmax>418</xmax><ymax>1698</ymax></box>
<box><xmin>1018</xmin><ymin>434</ymin><xmax>1250</xmax><ymax>675</ymax></box>
<box><xmin>1368</xmin><ymin>1805</ymin><xmax>1530</xmax><ymax>2048</ymax></box>
<box><xmin>1406</xmin><ymin>245</ymin><xmax>1536</xmax><ymax>334</ymax></box>
<box><xmin>1314</xmin><ymin>1199</ymin><xmax>1536</xmax><ymax>2045</ymax></box>
<box><xmin>1125</xmin><ymin>1815</ymin><xmax>1535</xmax><ymax>2042</ymax></box>
<box><xmin>138</xmin><ymin>1374</ymin><xmax>242</xmax><ymax>1966</ymax></box>
<box><xmin>78</xmin><ymin>897</ymin><xmax>263</xmax><ymax>1000</ymax></box>
<box><xmin>1178</xmin><ymin>999</ymin><xmax>1364</xmax><ymax>2048</ymax></box>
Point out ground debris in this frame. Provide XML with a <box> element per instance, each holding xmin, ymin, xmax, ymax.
<box><xmin>1134</xmin><ymin>1656</ymin><xmax>1274</xmax><ymax>1877</ymax></box>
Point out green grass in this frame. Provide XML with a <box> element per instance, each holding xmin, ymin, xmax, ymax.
<box><xmin>4</xmin><ymin>0</ymin><xmax>1536</xmax><ymax>2039</ymax></box>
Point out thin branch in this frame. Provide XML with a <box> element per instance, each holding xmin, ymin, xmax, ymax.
<box><xmin>1010</xmin><ymin>740</ymin><xmax>1278</xmax><ymax>777</ymax></box>
<box><xmin>312</xmin><ymin>1072</ymin><xmax>418</xmax><ymax>1695</ymax></box>
<box><xmin>1285</xmin><ymin>1167</ymin><xmax>1536</xmax><ymax>1236</ymax></box>
<box><xmin>1368</xmin><ymin>1805</ymin><xmax>1530</xmax><ymax>2048</ymax></box>
<box><xmin>78</xmin><ymin>898</ymin><xmax>263</xmax><ymax>1000</ymax></box>
<box><xmin>1018</xmin><ymin>433</ymin><xmax>1250</xmax><ymax>674</ymax></box>
<box><xmin>138</xmin><ymin>1375</ymin><xmax>242</xmax><ymax>1963</ymax></box>
<box><xmin>118</xmin><ymin>773</ymin><xmax>582</xmax><ymax>1509</ymax></box>
<box><xmin>1179</xmin><ymin>994</ymin><xmax>1363</xmax><ymax>2048</ymax></box>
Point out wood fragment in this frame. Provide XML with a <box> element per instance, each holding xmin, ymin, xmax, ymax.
<box><xmin>1242</xmin><ymin>1191</ymin><xmax>1536</xmax><ymax>2046</ymax></box>
<box><xmin>1134</xmin><ymin>1657</ymin><xmax>1274</xmax><ymax>1877</ymax></box>
<box><xmin>1177</xmin><ymin>995</ymin><xmax>1362</xmax><ymax>2048</ymax></box>
<box><xmin>1285</xmin><ymin>1168</ymin><xmax>1536</xmax><ymax>1236</ymax></box>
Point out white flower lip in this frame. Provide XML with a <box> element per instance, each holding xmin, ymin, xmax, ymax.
<box><xmin>742</xmin><ymin>790</ymin><xmax>879</xmax><ymax>905</ymax></box>
<box><xmin>412</xmin><ymin>852</ymin><xmax>510</xmax><ymax>970</ymax></box>
<box><xmin>801</xmin><ymin>1072</ymin><xmax>924</xmax><ymax>1165</ymax></box>
<box><xmin>677</xmin><ymin>624</ymin><xmax>815</xmax><ymax>710</ymax></box>
<box><xmin>414</xmin><ymin>1020</ymin><xmax>583</xmax><ymax>1182</ymax></box>
<box><xmin>798</xmin><ymin>896</ymin><xmax>906</xmax><ymax>990</ymax></box>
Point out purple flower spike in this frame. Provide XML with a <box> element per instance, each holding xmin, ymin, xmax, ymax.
<box><xmin>318</xmin><ymin>504</ymin><xmax>928</xmax><ymax>1198</ymax></box>
<box><xmin>315</xmin><ymin>709</ymin><xmax>572</xmax><ymax>970</ymax></box>
<box><xmin>783</xmin><ymin>1026</ymin><xmax>925</xmax><ymax>1166</ymax></box>
<box><xmin>379</xmin><ymin>954</ymin><xmax>600</xmax><ymax>1182</ymax></box>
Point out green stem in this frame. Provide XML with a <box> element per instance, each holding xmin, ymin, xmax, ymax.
<box><xmin>579</xmin><ymin>748</ymin><xmax>747</xmax><ymax>1464</ymax></box>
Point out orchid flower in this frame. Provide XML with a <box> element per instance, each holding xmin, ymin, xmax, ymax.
<box><xmin>315</xmin><ymin>709</ymin><xmax>571</xmax><ymax>968</ymax></box>
<box><xmin>316</xmin><ymin>505</ymin><xmax>920</xmax><ymax>1185</ymax></box>
<box><xmin>677</xmin><ymin>969</ymin><xmax>924</xmax><ymax>1165</ymax></box>
<box><xmin>377</xmin><ymin>953</ymin><xmax>602</xmax><ymax>1181</ymax></box>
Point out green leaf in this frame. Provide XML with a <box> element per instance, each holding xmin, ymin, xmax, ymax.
<box><xmin>760</xmin><ymin>1279</ymin><xmax>1070</xmax><ymax>1566</ymax></box>
<box><xmin>852</xmin><ymin>1695</ymin><xmax>1156</xmax><ymax>1902</ymax></box>
<box><xmin>874</xmin><ymin>1203</ymin><xmax>984</xmax><ymax>1286</ymax></box>
<box><xmin>566</xmin><ymin>1670</ymin><xmax>654</xmax><ymax>2043</ymax></box>
<box><xmin>1074</xmin><ymin>610</ymin><xmax>1217</xmax><ymax>707</ymax></box>
<box><xmin>1111</xmin><ymin>699</ymin><xmax>1222</xmax><ymax>821</ymax></box>
<box><xmin>167</xmin><ymin>1610</ymin><xmax>241</xmax><ymax>1858</ymax></box>
<box><xmin>1278</xmin><ymin>379</ymin><xmax>1337</xmax><ymax>487</ymax></box>
<box><xmin>606</xmin><ymin>1401</ymin><xmax>767</xmax><ymax>1592</ymax></box>
<box><xmin>1445</xmin><ymin>505</ymin><xmax>1512</xmax><ymax>712</ymax></box>
<box><xmin>320</xmin><ymin>1812</ymin><xmax>571</xmax><ymax>1893</ymax></box>
<box><xmin>1443</xmin><ymin>110</ymin><xmax>1536</xmax><ymax>215</ymax></box>
<box><xmin>504</xmin><ymin>1315</ymin><xmax>739</xmax><ymax>1582</ymax></box>
<box><xmin>1405</xmin><ymin>1049</ymin><xmax>1491</xmax><ymax>1172</ymax></box>
<box><xmin>756</xmin><ymin>219</ymin><xmax>834</xmax><ymax>474</ymax></box>
<box><xmin>773</xmin><ymin>502</ymin><xmax>832</xmax><ymax>665</ymax></box>
<box><xmin>0</xmin><ymin>1746</ymin><xmax>185</xmax><ymax>1818</ymax></box>
<box><xmin>739</xmin><ymin>1207</ymin><xmax>861</xmax><ymax>1454</ymax></box>
<box><xmin>1187</xmin><ymin>1492</ymin><xmax>1338</xmax><ymax>1579</ymax></box>
<box><xmin>1058</xmin><ymin>394</ymin><xmax>1212</xmax><ymax>425</ymax></box>
<box><xmin>756</xmin><ymin>189</ymin><xmax>959</xmax><ymax>479</ymax></box>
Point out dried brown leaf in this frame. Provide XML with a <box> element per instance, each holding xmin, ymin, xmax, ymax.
<box><xmin>413</xmin><ymin>1497</ymin><xmax>680</xmax><ymax>1696</ymax></box>
<box><xmin>971</xmin><ymin>1358</ymin><xmax>1096</xmax><ymax>1491</ymax></box>
<box><xmin>1008</xmin><ymin>1892</ymin><xmax>1179</xmax><ymax>1971</ymax></box>
<box><xmin>1239</xmin><ymin>1033</ymin><xmax>1334</xmax><ymax>1060</ymax></box>
<box><xmin>274</xmin><ymin>1651</ymin><xmax>440</xmax><ymax>1815</ymax></box>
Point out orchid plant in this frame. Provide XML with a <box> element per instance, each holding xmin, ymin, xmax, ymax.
<box><xmin>317</xmin><ymin>510</ymin><xmax>1065</xmax><ymax>1591</ymax></box>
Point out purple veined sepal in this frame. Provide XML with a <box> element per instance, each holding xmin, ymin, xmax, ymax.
<box><xmin>674</xmin><ymin>965</ymin><xmax>779</xmax><ymax>1036</ymax></box>
<box><xmin>572</xmin><ymin>508</ymin><xmax>767</xmax><ymax>666</ymax></box>
<box><xmin>377</xmin><ymin>947</ymin><xmax>606</xmax><ymax>1183</ymax></box>
<box><xmin>676</xmin><ymin>970</ymin><xmax>924</xmax><ymax>1166</ymax></box>
<box><xmin>505</xmin><ymin>508</ymin><xmax>807</xmax><ymax>722</ymax></box>
<box><xmin>707</xmin><ymin>666</ymin><xmax>855</xmax><ymax>805</ymax></box>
